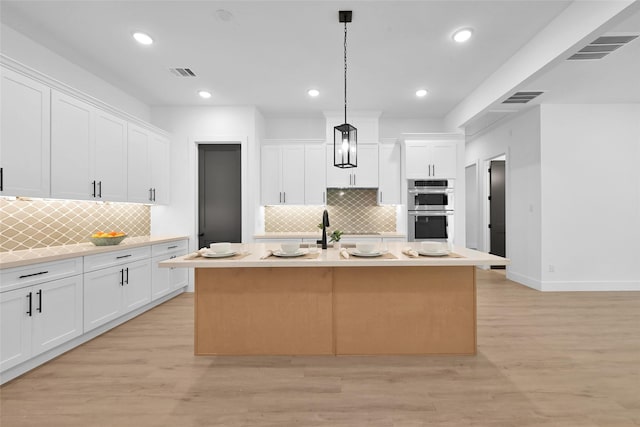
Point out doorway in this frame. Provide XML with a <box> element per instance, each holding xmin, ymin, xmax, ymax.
<box><xmin>488</xmin><ymin>156</ymin><xmax>505</xmax><ymax>268</ymax></box>
<box><xmin>198</xmin><ymin>144</ymin><xmax>242</xmax><ymax>248</ymax></box>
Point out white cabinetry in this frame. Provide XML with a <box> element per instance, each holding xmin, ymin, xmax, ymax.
<box><xmin>304</xmin><ymin>144</ymin><xmax>326</xmax><ymax>205</ymax></box>
<box><xmin>83</xmin><ymin>246</ymin><xmax>151</xmax><ymax>332</ymax></box>
<box><xmin>261</xmin><ymin>144</ymin><xmax>305</xmax><ymax>205</ymax></box>
<box><xmin>0</xmin><ymin>67</ymin><xmax>51</xmax><ymax>198</ymax></box>
<box><xmin>326</xmin><ymin>143</ymin><xmax>379</xmax><ymax>188</ymax></box>
<box><xmin>127</xmin><ymin>124</ymin><xmax>170</xmax><ymax>204</ymax></box>
<box><xmin>151</xmin><ymin>240</ymin><xmax>189</xmax><ymax>301</ymax></box>
<box><xmin>405</xmin><ymin>140</ymin><xmax>457</xmax><ymax>179</ymax></box>
<box><xmin>51</xmin><ymin>91</ymin><xmax>128</xmax><ymax>201</ymax></box>
<box><xmin>378</xmin><ymin>142</ymin><xmax>401</xmax><ymax>204</ymax></box>
<box><xmin>0</xmin><ymin>261</ymin><xmax>83</xmax><ymax>372</ymax></box>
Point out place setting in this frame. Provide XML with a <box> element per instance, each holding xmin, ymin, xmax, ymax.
<box><xmin>341</xmin><ymin>242</ymin><xmax>396</xmax><ymax>259</ymax></box>
<box><xmin>401</xmin><ymin>242</ymin><xmax>462</xmax><ymax>258</ymax></box>
<box><xmin>261</xmin><ymin>242</ymin><xmax>321</xmax><ymax>260</ymax></box>
<box><xmin>187</xmin><ymin>242</ymin><xmax>251</xmax><ymax>260</ymax></box>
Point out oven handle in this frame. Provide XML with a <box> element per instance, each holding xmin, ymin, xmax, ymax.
<box><xmin>408</xmin><ymin>189</ymin><xmax>453</xmax><ymax>194</ymax></box>
<box><xmin>408</xmin><ymin>211</ymin><xmax>454</xmax><ymax>216</ymax></box>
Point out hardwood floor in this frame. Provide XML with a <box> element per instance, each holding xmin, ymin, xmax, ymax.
<box><xmin>2</xmin><ymin>269</ymin><xmax>639</xmax><ymax>426</ymax></box>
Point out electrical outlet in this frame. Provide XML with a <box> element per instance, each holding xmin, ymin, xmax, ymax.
<box><xmin>548</xmin><ymin>264</ymin><xmax>555</xmax><ymax>273</ymax></box>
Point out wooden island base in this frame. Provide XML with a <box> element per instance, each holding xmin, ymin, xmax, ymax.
<box><xmin>195</xmin><ymin>266</ymin><xmax>476</xmax><ymax>356</ymax></box>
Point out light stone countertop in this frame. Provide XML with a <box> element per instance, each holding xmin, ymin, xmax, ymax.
<box><xmin>253</xmin><ymin>232</ymin><xmax>407</xmax><ymax>239</ymax></box>
<box><xmin>0</xmin><ymin>236</ymin><xmax>189</xmax><ymax>269</ymax></box>
<box><xmin>160</xmin><ymin>242</ymin><xmax>509</xmax><ymax>268</ymax></box>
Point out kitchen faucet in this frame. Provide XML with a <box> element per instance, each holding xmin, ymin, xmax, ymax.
<box><xmin>321</xmin><ymin>209</ymin><xmax>330</xmax><ymax>249</ymax></box>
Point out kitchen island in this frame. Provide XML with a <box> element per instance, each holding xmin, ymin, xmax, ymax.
<box><xmin>160</xmin><ymin>242</ymin><xmax>508</xmax><ymax>356</ymax></box>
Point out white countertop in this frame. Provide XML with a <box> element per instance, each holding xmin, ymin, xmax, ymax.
<box><xmin>253</xmin><ymin>232</ymin><xmax>407</xmax><ymax>239</ymax></box>
<box><xmin>0</xmin><ymin>236</ymin><xmax>189</xmax><ymax>269</ymax></box>
<box><xmin>160</xmin><ymin>242</ymin><xmax>509</xmax><ymax>268</ymax></box>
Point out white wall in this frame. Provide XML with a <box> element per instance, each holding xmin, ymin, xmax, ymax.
<box><xmin>465</xmin><ymin>107</ymin><xmax>542</xmax><ymax>287</ymax></box>
<box><xmin>540</xmin><ymin>104</ymin><xmax>640</xmax><ymax>291</ymax></box>
<box><xmin>0</xmin><ymin>23</ymin><xmax>151</xmax><ymax>121</ymax></box>
<box><xmin>381</xmin><ymin>117</ymin><xmax>448</xmax><ymax>139</ymax></box>
<box><xmin>465</xmin><ymin>164</ymin><xmax>478</xmax><ymax>249</ymax></box>
<box><xmin>264</xmin><ymin>116</ymin><xmax>325</xmax><ymax>139</ymax></box>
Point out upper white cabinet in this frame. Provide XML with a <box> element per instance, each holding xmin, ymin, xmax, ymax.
<box><xmin>378</xmin><ymin>142</ymin><xmax>401</xmax><ymax>204</ymax></box>
<box><xmin>128</xmin><ymin>124</ymin><xmax>170</xmax><ymax>204</ymax></box>
<box><xmin>94</xmin><ymin>110</ymin><xmax>128</xmax><ymax>202</ymax></box>
<box><xmin>304</xmin><ymin>144</ymin><xmax>326</xmax><ymax>205</ymax></box>
<box><xmin>404</xmin><ymin>140</ymin><xmax>457</xmax><ymax>179</ymax></box>
<box><xmin>0</xmin><ymin>67</ymin><xmax>51</xmax><ymax>198</ymax></box>
<box><xmin>261</xmin><ymin>143</ymin><xmax>305</xmax><ymax>205</ymax></box>
<box><xmin>326</xmin><ymin>143</ymin><xmax>379</xmax><ymax>188</ymax></box>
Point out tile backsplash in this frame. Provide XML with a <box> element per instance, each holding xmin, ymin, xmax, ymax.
<box><xmin>0</xmin><ymin>198</ymin><xmax>150</xmax><ymax>252</ymax></box>
<box><xmin>265</xmin><ymin>189</ymin><xmax>396</xmax><ymax>233</ymax></box>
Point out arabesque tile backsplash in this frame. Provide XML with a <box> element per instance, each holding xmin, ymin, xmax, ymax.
<box><xmin>0</xmin><ymin>198</ymin><xmax>150</xmax><ymax>252</ymax></box>
<box><xmin>265</xmin><ymin>189</ymin><xmax>396</xmax><ymax>233</ymax></box>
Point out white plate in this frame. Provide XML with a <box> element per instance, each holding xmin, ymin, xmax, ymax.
<box><xmin>418</xmin><ymin>250</ymin><xmax>450</xmax><ymax>257</ymax></box>
<box><xmin>348</xmin><ymin>249</ymin><xmax>383</xmax><ymax>257</ymax></box>
<box><xmin>202</xmin><ymin>251</ymin><xmax>237</xmax><ymax>258</ymax></box>
<box><xmin>272</xmin><ymin>249</ymin><xmax>308</xmax><ymax>257</ymax></box>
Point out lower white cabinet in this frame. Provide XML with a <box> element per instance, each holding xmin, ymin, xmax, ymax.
<box><xmin>0</xmin><ymin>275</ymin><xmax>83</xmax><ymax>372</ymax></box>
<box><xmin>84</xmin><ymin>259</ymin><xmax>151</xmax><ymax>332</ymax></box>
<box><xmin>151</xmin><ymin>240</ymin><xmax>189</xmax><ymax>301</ymax></box>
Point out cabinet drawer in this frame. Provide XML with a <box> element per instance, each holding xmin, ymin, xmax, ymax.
<box><xmin>1</xmin><ymin>258</ymin><xmax>83</xmax><ymax>293</ymax></box>
<box><xmin>151</xmin><ymin>240</ymin><xmax>188</xmax><ymax>258</ymax></box>
<box><xmin>84</xmin><ymin>246</ymin><xmax>150</xmax><ymax>272</ymax></box>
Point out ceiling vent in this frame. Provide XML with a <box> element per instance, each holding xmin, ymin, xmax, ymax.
<box><xmin>568</xmin><ymin>34</ymin><xmax>638</xmax><ymax>60</ymax></box>
<box><xmin>502</xmin><ymin>91</ymin><xmax>544</xmax><ymax>104</ymax></box>
<box><xmin>169</xmin><ymin>68</ymin><xmax>196</xmax><ymax>77</ymax></box>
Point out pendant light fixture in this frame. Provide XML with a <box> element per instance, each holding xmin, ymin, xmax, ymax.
<box><xmin>334</xmin><ymin>10</ymin><xmax>357</xmax><ymax>169</ymax></box>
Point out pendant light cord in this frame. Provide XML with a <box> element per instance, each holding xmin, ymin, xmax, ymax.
<box><xmin>344</xmin><ymin>21</ymin><xmax>348</xmax><ymax>124</ymax></box>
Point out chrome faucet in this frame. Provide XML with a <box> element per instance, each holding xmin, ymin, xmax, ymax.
<box><xmin>321</xmin><ymin>209</ymin><xmax>330</xmax><ymax>249</ymax></box>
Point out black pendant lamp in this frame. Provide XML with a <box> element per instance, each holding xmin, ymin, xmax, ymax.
<box><xmin>334</xmin><ymin>10</ymin><xmax>357</xmax><ymax>169</ymax></box>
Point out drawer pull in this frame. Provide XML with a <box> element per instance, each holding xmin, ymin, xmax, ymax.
<box><xmin>19</xmin><ymin>271</ymin><xmax>49</xmax><ymax>279</ymax></box>
<box><xmin>116</xmin><ymin>254</ymin><xmax>132</xmax><ymax>259</ymax></box>
<box><xmin>168</xmin><ymin>245</ymin><xmax>178</xmax><ymax>249</ymax></box>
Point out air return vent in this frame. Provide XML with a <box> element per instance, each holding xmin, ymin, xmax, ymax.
<box><xmin>502</xmin><ymin>91</ymin><xmax>544</xmax><ymax>104</ymax></box>
<box><xmin>568</xmin><ymin>34</ymin><xmax>638</xmax><ymax>60</ymax></box>
<box><xmin>169</xmin><ymin>68</ymin><xmax>196</xmax><ymax>77</ymax></box>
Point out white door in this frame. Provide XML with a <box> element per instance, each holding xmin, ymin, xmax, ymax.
<box><xmin>151</xmin><ymin>256</ymin><xmax>171</xmax><ymax>300</ymax></box>
<box><xmin>150</xmin><ymin>134</ymin><xmax>170</xmax><ymax>204</ymax></box>
<box><xmin>51</xmin><ymin>91</ymin><xmax>94</xmax><ymax>200</ymax></box>
<box><xmin>405</xmin><ymin>143</ymin><xmax>430</xmax><ymax>179</ymax></box>
<box><xmin>122</xmin><ymin>259</ymin><xmax>151</xmax><ymax>313</ymax></box>
<box><xmin>378</xmin><ymin>143</ymin><xmax>401</xmax><ymax>204</ymax></box>
<box><xmin>261</xmin><ymin>145</ymin><xmax>282</xmax><ymax>205</ymax></box>
<box><xmin>430</xmin><ymin>143</ymin><xmax>457</xmax><ymax>179</ymax></box>
<box><xmin>31</xmin><ymin>276</ymin><xmax>83</xmax><ymax>356</ymax></box>
<box><xmin>281</xmin><ymin>145</ymin><xmax>305</xmax><ymax>204</ymax></box>
<box><xmin>0</xmin><ymin>287</ymin><xmax>32</xmax><ymax>371</ymax></box>
<box><xmin>84</xmin><ymin>266</ymin><xmax>123</xmax><ymax>332</ymax></box>
<box><xmin>0</xmin><ymin>67</ymin><xmax>51</xmax><ymax>198</ymax></box>
<box><xmin>127</xmin><ymin>124</ymin><xmax>151</xmax><ymax>203</ymax></box>
<box><xmin>304</xmin><ymin>144</ymin><xmax>326</xmax><ymax>205</ymax></box>
<box><xmin>95</xmin><ymin>111</ymin><xmax>128</xmax><ymax>201</ymax></box>
<box><xmin>353</xmin><ymin>144</ymin><xmax>379</xmax><ymax>188</ymax></box>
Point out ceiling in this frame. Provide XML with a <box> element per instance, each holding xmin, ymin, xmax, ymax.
<box><xmin>1</xmin><ymin>1</ymin><xmax>638</xmax><ymax>124</ymax></box>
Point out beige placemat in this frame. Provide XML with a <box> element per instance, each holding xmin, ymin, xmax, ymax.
<box><xmin>417</xmin><ymin>252</ymin><xmax>464</xmax><ymax>259</ymax></box>
<box><xmin>202</xmin><ymin>252</ymin><xmax>251</xmax><ymax>261</ymax></box>
<box><xmin>344</xmin><ymin>252</ymin><xmax>397</xmax><ymax>260</ymax></box>
<box><xmin>266</xmin><ymin>252</ymin><xmax>320</xmax><ymax>260</ymax></box>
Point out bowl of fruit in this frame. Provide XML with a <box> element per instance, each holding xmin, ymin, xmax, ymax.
<box><xmin>89</xmin><ymin>231</ymin><xmax>127</xmax><ymax>246</ymax></box>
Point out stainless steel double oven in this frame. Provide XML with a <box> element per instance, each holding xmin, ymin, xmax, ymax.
<box><xmin>407</xmin><ymin>179</ymin><xmax>454</xmax><ymax>242</ymax></box>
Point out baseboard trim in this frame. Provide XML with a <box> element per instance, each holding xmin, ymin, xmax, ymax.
<box><xmin>540</xmin><ymin>280</ymin><xmax>640</xmax><ymax>292</ymax></box>
<box><xmin>506</xmin><ymin>271</ymin><xmax>542</xmax><ymax>290</ymax></box>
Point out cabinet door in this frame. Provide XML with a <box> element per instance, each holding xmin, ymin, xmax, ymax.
<box><xmin>150</xmin><ymin>134</ymin><xmax>170</xmax><ymax>205</ymax></box>
<box><xmin>127</xmin><ymin>124</ymin><xmax>152</xmax><ymax>203</ymax></box>
<box><xmin>51</xmin><ymin>91</ymin><xmax>94</xmax><ymax>200</ymax></box>
<box><xmin>170</xmin><ymin>266</ymin><xmax>188</xmax><ymax>291</ymax></box>
<box><xmin>326</xmin><ymin>147</ymin><xmax>351</xmax><ymax>188</ymax></box>
<box><xmin>405</xmin><ymin>143</ymin><xmax>430</xmax><ymax>179</ymax></box>
<box><xmin>354</xmin><ymin>144</ymin><xmax>379</xmax><ymax>188</ymax></box>
<box><xmin>261</xmin><ymin>145</ymin><xmax>282</xmax><ymax>205</ymax></box>
<box><xmin>305</xmin><ymin>144</ymin><xmax>326</xmax><ymax>205</ymax></box>
<box><xmin>430</xmin><ymin>143</ymin><xmax>457</xmax><ymax>179</ymax></box>
<box><xmin>31</xmin><ymin>276</ymin><xmax>83</xmax><ymax>357</ymax></box>
<box><xmin>151</xmin><ymin>255</ymin><xmax>171</xmax><ymax>300</ymax></box>
<box><xmin>0</xmin><ymin>287</ymin><xmax>32</xmax><ymax>371</ymax></box>
<box><xmin>281</xmin><ymin>145</ymin><xmax>305</xmax><ymax>204</ymax></box>
<box><xmin>95</xmin><ymin>111</ymin><xmax>128</xmax><ymax>201</ymax></box>
<box><xmin>378</xmin><ymin>143</ymin><xmax>401</xmax><ymax>204</ymax></box>
<box><xmin>84</xmin><ymin>266</ymin><xmax>123</xmax><ymax>332</ymax></box>
<box><xmin>122</xmin><ymin>259</ymin><xmax>151</xmax><ymax>313</ymax></box>
<box><xmin>0</xmin><ymin>68</ymin><xmax>51</xmax><ymax>198</ymax></box>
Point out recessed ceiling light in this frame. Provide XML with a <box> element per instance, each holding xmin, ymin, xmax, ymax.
<box><xmin>416</xmin><ymin>89</ymin><xmax>428</xmax><ymax>97</ymax></box>
<box><xmin>452</xmin><ymin>28</ymin><xmax>473</xmax><ymax>43</ymax></box>
<box><xmin>308</xmin><ymin>89</ymin><xmax>320</xmax><ymax>97</ymax></box>
<box><xmin>132</xmin><ymin>32</ymin><xmax>153</xmax><ymax>45</ymax></box>
<box><xmin>215</xmin><ymin>9</ymin><xmax>234</xmax><ymax>22</ymax></box>
<box><xmin>198</xmin><ymin>90</ymin><xmax>212</xmax><ymax>99</ymax></box>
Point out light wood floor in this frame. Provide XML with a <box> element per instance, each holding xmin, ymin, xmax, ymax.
<box><xmin>2</xmin><ymin>269</ymin><xmax>639</xmax><ymax>427</ymax></box>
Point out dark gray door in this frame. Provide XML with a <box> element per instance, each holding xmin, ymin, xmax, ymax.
<box><xmin>489</xmin><ymin>160</ymin><xmax>506</xmax><ymax>263</ymax></box>
<box><xmin>198</xmin><ymin>144</ymin><xmax>241</xmax><ymax>248</ymax></box>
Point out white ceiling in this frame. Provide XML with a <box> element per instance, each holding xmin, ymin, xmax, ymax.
<box><xmin>1</xmin><ymin>1</ymin><xmax>638</xmax><ymax>124</ymax></box>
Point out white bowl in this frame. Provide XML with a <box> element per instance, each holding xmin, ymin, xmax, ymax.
<box><xmin>210</xmin><ymin>242</ymin><xmax>231</xmax><ymax>253</ymax></box>
<box><xmin>281</xmin><ymin>242</ymin><xmax>300</xmax><ymax>254</ymax></box>
<box><xmin>420</xmin><ymin>241</ymin><xmax>446</xmax><ymax>252</ymax></box>
<box><xmin>356</xmin><ymin>242</ymin><xmax>377</xmax><ymax>254</ymax></box>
